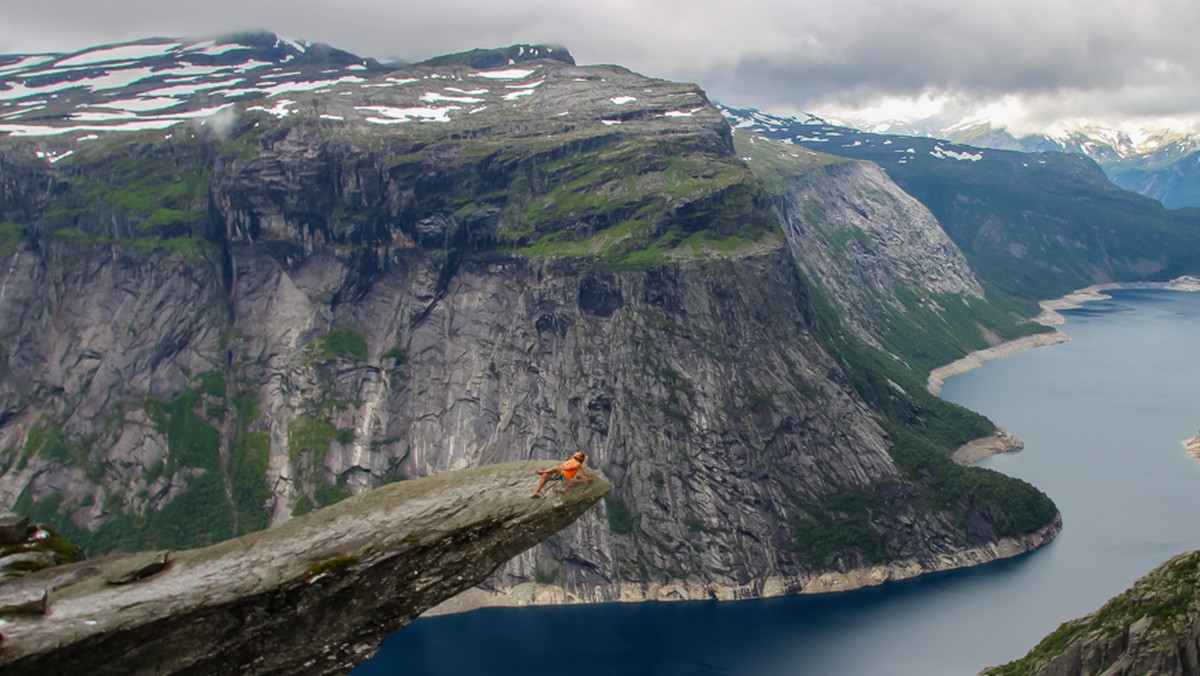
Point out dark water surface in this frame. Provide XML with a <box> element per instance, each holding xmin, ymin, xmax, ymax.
<box><xmin>356</xmin><ymin>288</ymin><xmax>1200</xmax><ymax>676</ymax></box>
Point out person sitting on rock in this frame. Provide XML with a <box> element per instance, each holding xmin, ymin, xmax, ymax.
<box><xmin>529</xmin><ymin>452</ymin><xmax>592</xmax><ymax>498</ymax></box>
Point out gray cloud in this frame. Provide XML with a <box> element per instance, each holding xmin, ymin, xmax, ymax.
<box><xmin>3</xmin><ymin>0</ymin><xmax>1199</xmax><ymax>130</ymax></box>
<box><xmin>686</xmin><ymin>0</ymin><xmax>1200</xmax><ymax>118</ymax></box>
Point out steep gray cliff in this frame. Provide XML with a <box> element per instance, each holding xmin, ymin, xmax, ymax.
<box><xmin>0</xmin><ymin>40</ymin><xmax>1059</xmax><ymax>610</ymax></box>
<box><xmin>770</xmin><ymin>149</ymin><xmax>983</xmax><ymax>342</ymax></box>
<box><xmin>982</xmin><ymin>549</ymin><xmax>1200</xmax><ymax>676</ymax></box>
<box><xmin>733</xmin><ymin>131</ymin><xmax>1048</xmax><ymax>371</ymax></box>
<box><xmin>0</xmin><ymin>461</ymin><xmax>610</xmax><ymax>675</ymax></box>
<box><xmin>733</xmin><ymin>133</ymin><xmax>982</xmax><ymax>332</ymax></box>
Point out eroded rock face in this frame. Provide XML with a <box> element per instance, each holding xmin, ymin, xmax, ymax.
<box><xmin>981</xmin><ymin>549</ymin><xmax>1200</xmax><ymax>676</ymax></box>
<box><xmin>751</xmin><ymin>141</ymin><xmax>985</xmax><ymax>346</ymax></box>
<box><xmin>0</xmin><ymin>462</ymin><xmax>610</xmax><ymax>676</ymax></box>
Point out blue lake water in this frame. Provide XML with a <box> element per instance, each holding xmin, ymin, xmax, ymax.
<box><xmin>356</xmin><ymin>288</ymin><xmax>1200</xmax><ymax>675</ymax></box>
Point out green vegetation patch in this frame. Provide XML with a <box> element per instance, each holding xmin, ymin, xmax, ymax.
<box><xmin>43</xmin><ymin>142</ymin><xmax>214</xmax><ymax>242</ymax></box>
<box><xmin>886</xmin><ymin>423</ymin><xmax>1057</xmax><ymax>538</ymax></box>
<box><xmin>229</xmin><ymin>392</ymin><xmax>271</xmax><ymax>536</ymax></box>
<box><xmin>18</xmin><ymin>471</ymin><xmax>234</xmax><ymax>556</ymax></box>
<box><xmin>503</xmin><ymin>135</ymin><xmax>779</xmax><ymax>267</ymax></box>
<box><xmin>288</xmin><ymin>415</ymin><xmax>338</xmax><ymax>464</ymax></box>
<box><xmin>19</xmin><ymin>369</ymin><xmax>279</xmax><ymax>554</ymax></box>
<box><xmin>732</xmin><ymin>131</ymin><xmax>856</xmax><ymax>197</ymax></box>
<box><xmin>48</xmin><ymin>227</ymin><xmax>213</xmax><ymax>257</ymax></box>
<box><xmin>144</xmin><ymin>374</ymin><xmax>223</xmax><ymax>473</ymax></box>
<box><xmin>787</xmin><ymin>485</ymin><xmax>888</xmax><ymax>566</ymax></box>
<box><xmin>292</xmin><ymin>494</ymin><xmax>316</xmax><ymax>518</ymax></box>
<box><xmin>0</xmin><ymin>222</ymin><xmax>25</xmax><ymax>257</ymax></box>
<box><xmin>304</xmin><ymin>555</ymin><xmax>360</xmax><ymax>580</ymax></box>
<box><xmin>604</xmin><ymin>496</ymin><xmax>638</xmax><ymax>535</ymax></box>
<box><xmin>314</xmin><ymin>474</ymin><xmax>353</xmax><ymax>508</ymax></box>
<box><xmin>307</xmin><ymin>326</ymin><xmax>368</xmax><ymax>363</ymax></box>
<box><xmin>879</xmin><ymin>286</ymin><xmax>1051</xmax><ymax>375</ymax></box>
<box><xmin>287</xmin><ymin>412</ymin><xmax>357</xmax><ymax>513</ymax></box>
<box><xmin>19</xmin><ymin>422</ymin><xmax>76</xmax><ymax>467</ymax></box>
<box><xmin>535</xmin><ymin>566</ymin><xmax>561</xmax><ymax>584</ymax></box>
<box><xmin>13</xmin><ymin>491</ymin><xmax>65</xmax><ymax>531</ymax></box>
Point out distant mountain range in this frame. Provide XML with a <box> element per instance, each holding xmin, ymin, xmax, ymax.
<box><xmin>815</xmin><ymin>110</ymin><xmax>1200</xmax><ymax>209</ymax></box>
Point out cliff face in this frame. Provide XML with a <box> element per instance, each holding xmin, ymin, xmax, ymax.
<box><xmin>734</xmin><ymin>132</ymin><xmax>985</xmax><ymax>347</ymax></box>
<box><xmin>0</xmin><ymin>38</ymin><xmax>1058</xmax><ymax>610</ymax></box>
<box><xmin>0</xmin><ymin>461</ymin><xmax>610</xmax><ymax>676</ymax></box>
<box><xmin>982</xmin><ymin>550</ymin><xmax>1200</xmax><ymax>676</ymax></box>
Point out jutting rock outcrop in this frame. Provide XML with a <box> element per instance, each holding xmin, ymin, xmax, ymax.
<box><xmin>0</xmin><ymin>461</ymin><xmax>611</xmax><ymax>676</ymax></box>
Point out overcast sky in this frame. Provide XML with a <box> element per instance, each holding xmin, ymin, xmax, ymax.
<box><xmin>3</xmin><ymin>0</ymin><xmax>1198</xmax><ymax>134</ymax></box>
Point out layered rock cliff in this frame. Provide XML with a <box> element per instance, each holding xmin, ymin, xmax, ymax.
<box><xmin>0</xmin><ymin>461</ymin><xmax>610</xmax><ymax>676</ymax></box>
<box><xmin>982</xmin><ymin>549</ymin><xmax>1200</xmax><ymax>676</ymax></box>
<box><xmin>0</xmin><ymin>38</ymin><xmax>1059</xmax><ymax>612</ymax></box>
<box><xmin>735</xmin><ymin>132</ymin><xmax>983</xmax><ymax>345</ymax></box>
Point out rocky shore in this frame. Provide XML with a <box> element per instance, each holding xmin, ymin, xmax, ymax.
<box><xmin>980</xmin><ymin>549</ymin><xmax>1200</xmax><ymax>676</ymax></box>
<box><xmin>927</xmin><ymin>331</ymin><xmax>1071</xmax><ymax>396</ymax></box>
<box><xmin>1033</xmin><ymin>284</ymin><xmax>1122</xmax><ymax>325</ymax></box>
<box><xmin>927</xmin><ymin>284</ymin><xmax>1130</xmax><ymax>397</ymax></box>
<box><xmin>1184</xmin><ymin>433</ymin><xmax>1200</xmax><ymax>462</ymax></box>
<box><xmin>951</xmin><ymin>427</ymin><xmax>1025</xmax><ymax>465</ymax></box>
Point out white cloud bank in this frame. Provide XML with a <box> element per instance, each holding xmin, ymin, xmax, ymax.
<box><xmin>2</xmin><ymin>0</ymin><xmax>1199</xmax><ymax>134</ymax></box>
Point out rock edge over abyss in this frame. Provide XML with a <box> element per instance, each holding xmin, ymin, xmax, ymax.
<box><xmin>0</xmin><ymin>461</ymin><xmax>611</xmax><ymax>675</ymax></box>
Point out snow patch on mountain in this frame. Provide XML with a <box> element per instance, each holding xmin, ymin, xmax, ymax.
<box><xmin>931</xmin><ymin>145</ymin><xmax>982</xmax><ymax>161</ymax></box>
<box><xmin>57</xmin><ymin>42</ymin><xmax>184</xmax><ymax>68</ymax></box>
<box><xmin>355</xmin><ymin>105</ymin><xmax>459</xmax><ymax>123</ymax></box>
<box><xmin>469</xmin><ymin>68</ymin><xmax>536</xmax><ymax>80</ymax></box>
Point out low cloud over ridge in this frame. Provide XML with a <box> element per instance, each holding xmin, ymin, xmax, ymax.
<box><xmin>2</xmin><ymin>0</ymin><xmax>1198</xmax><ymax>133</ymax></box>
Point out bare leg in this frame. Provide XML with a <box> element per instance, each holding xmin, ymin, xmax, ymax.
<box><xmin>555</xmin><ymin>473</ymin><xmax>593</xmax><ymax>493</ymax></box>
<box><xmin>529</xmin><ymin>471</ymin><xmax>554</xmax><ymax>498</ymax></box>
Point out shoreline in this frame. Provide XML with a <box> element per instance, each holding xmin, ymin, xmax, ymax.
<box><xmin>951</xmin><ymin>426</ymin><xmax>1024</xmax><ymax>465</ymax></box>
<box><xmin>936</xmin><ymin>279</ymin><xmax>1200</xmax><ymax>464</ymax></box>
<box><xmin>927</xmin><ymin>283</ymin><xmax>1130</xmax><ymax>398</ymax></box>
<box><xmin>425</xmin><ymin>516</ymin><xmax>1063</xmax><ymax>616</ymax></box>
<box><xmin>926</xmin><ymin>331</ymin><xmax>1071</xmax><ymax>397</ymax></box>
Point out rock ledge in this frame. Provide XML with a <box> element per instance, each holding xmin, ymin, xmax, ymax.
<box><xmin>0</xmin><ymin>462</ymin><xmax>609</xmax><ymax>676</ymax></box>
